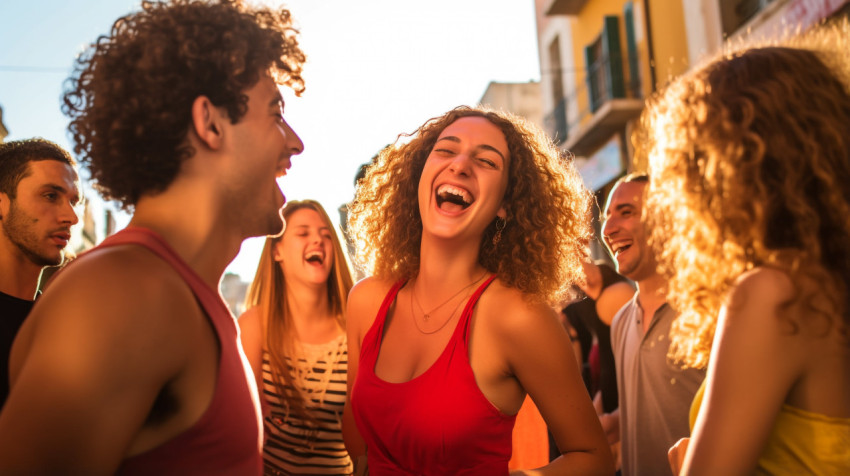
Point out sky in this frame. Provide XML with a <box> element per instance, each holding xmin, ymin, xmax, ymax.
<box><xmin>0</xmin><ymin>0</ymin><xmax>542</xmax><ymax>281</ymax></box>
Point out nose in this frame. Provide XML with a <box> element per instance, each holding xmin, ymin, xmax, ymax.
<box><xmin>62</xmin><ymin>199</ymin><xmax>80</xmax><ymax>226</ymax></box>
<box><xmin>282</xmin><ymin>118</ymin><xmax>304</xmax><ymax>157</ymax></box>
<box><xmin>601</xmin><ymin>217</ymin><xmax>617</xmax><ymax>243</ymax></box>
<box><xmin>447</xmin><ymin>153</ymin><xmax>472</xmax><ymax>176</ymax></box>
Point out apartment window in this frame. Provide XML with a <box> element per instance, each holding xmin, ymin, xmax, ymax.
<box><xmin>548</xmin><ymin>37</ymin><xmax>565</xmax><ymax>103</ymax></box>
<box><xmin>584</xmin><ymin>16</ymin><xmax>625</xmax><ymax>113</ymax></box>
<box><xmin>719</xmin><ymin>0</ymin><xmax>777</xmax><ymax>37</ymax></box>
<box><xmin>545</xmin><ymin>36</ymin><xmax>568</xmax><ymax>142</ymax></box>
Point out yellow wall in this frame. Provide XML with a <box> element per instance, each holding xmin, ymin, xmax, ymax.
<box><xmin>566</xmin><ymin>0</ymin><xmax>689</xmax><ymax>120</ymax></box>
<box><xmin>648</xmin><ymin>0</ymin><xmax>690</xmax><ymax>88</ymax></box>
<box><xmin>569</xmin><ymin>0</ymin><xmax>626</xmax><ymax>121</ymax></box>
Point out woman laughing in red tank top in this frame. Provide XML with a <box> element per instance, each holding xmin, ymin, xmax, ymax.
<box><xmin>342</xmin><ymin>106</ymin><xmax>614</xmax><ymax>476</ymax></box>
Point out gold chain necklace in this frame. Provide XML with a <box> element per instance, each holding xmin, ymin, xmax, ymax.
<box><xmin>410</xmin><ymin>273</ymin><xmax>488</xmax><ymax>334</ymax></box>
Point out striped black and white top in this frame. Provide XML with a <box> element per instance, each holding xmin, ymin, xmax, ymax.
<box><xmin>261</xmin><ymin>335</ymin><xmax>353</xmax><ymax>475</ymax></box>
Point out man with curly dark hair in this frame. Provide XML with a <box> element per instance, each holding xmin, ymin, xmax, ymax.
<box><xmin>0</xmin><ymin>1</ymin><xmax>305</xmax><ymax>473</ymax></box>
<box><xmin>0</xmin><ymin>138</ymin><xmax>80</xmax><ymax>409</ymax></box>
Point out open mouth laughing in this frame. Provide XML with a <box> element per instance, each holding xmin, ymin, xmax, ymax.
<box><xmin>608</xmin><ymin>240</ymin><xmax>632</xmax><ymax>257</ymax></box>
<box><xmin>435</xmin><ymin>184</ymin><xmax>474</xmax><ymax>212</ymax></box>
<box><xmin>305</xmin><ymin>250</ymin><xmax>324</xmax><ymax>265</ymax></box>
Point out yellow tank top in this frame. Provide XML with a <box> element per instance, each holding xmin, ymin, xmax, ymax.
<box><xmin>690</xmin><ymin>381</ymin><xmax>850</xmax><ymax>475</ymax></box>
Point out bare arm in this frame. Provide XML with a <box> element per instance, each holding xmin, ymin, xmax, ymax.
<box><xmin>343</xmin><ymin>278</ymin><xmax>384</xmax><ymax>459</ymax></box>
<box><xmin>682</xmin><ymin>268</ymin><xmax>804</xmax><ymax>475</ymax></box>
<box><xmin>238</xmin><ymin>307</ymin><xmax>264</xmax><ymax>390</ymax></box>
<box><xmin>0</xmin><ymin>253</ymin><xmax>192</xmax><ymax>473</ymax></box>
<box><xmin>504</xmin><ymin>301</ymin><xmax>615</xmax><ymax>475</ymax></box>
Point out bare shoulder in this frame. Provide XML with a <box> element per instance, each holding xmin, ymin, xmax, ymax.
<box><xmin>56</xmin><ymin>244</ymin><xmax>190</xmax><ymax>294</ymax></box>
<box><xmin>477</xmin><ymin>279</ymin><xmax>560</xmax><ymax>337</ymax></box>
<box><xmin>236</xmin><ymin>306</ymin><xmax>263</xmax><ymax>342</ymax></box>
<box><xmin>55</xmin><ymin>245</ymin><xmax>194</xmax><ymax>312</ymax></box>
<box><xmin>22</xmin><ymin>244</ymin><xmax>200</xmax><ymax>367</ymax></box>
<box><xmin>733</xmin><ymin>266</ymin><xmax>794</xmax><ymax>294</ymax></box>
<box><xmin>237</xmin><ymin>306</ymin><xmax>262</xmax><ymax>328</ymax></box>
<box><xmin>727</xmin><ymin>267</ymin><xmax>794</xmax><ymax>312</ymax></box>
<box><xmin>600</xmin><ymin>281</ymin><xmax>635</xmax><ymax>301</ymax></box>
<box><xmin>596</xmin><ymin>281</ymin><xmax>635</xmax><ymax>325</ymax></box>
<box><xmin>347</xmin><ymin>276</ymin><xmax>398</xmax><ymax>336</ymax></box>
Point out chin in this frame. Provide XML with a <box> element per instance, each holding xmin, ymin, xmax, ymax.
<box><xmin>261</xmin><ymin>216</ymin><xmax>286</xmax><ymax>238</ymax></box>
<box><xmin>615</xmin><ymin>262</ymin><xmax>635</xmax><ymax>278</ymax></box>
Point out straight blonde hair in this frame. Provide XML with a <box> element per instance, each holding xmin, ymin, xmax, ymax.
<box><xmin>243</xmin><ymin>200</ymin><xmax>354</xmax><ymax>429</ymax></box>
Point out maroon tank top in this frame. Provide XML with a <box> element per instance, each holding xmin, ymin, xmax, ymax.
<box><xmin>351</xmin><ymin>275</ymin><xmax>516</xmax><ymax>475</ymax></box>
<box><xmin>95</xmin><ymin>227</ymin><xmax>263</xmax><ymax>475</ymax></box>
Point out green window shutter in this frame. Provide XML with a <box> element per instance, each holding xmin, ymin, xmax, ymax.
<box><xmin>585</xmin><ymin>43</ymin><xmax>599</xmax><ymax>112</ymax></box>
<box><xmin>602</xmin><ymin>15</ymin><xmax>625</xmax><ymax>101</ymax></box>
<box><xmin>624</xmin><ymin>2</ymin><xmax>641</xmax><ymax>97</ymax></box>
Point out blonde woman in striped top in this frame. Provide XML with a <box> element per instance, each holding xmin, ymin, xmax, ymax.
<box><xmin>240</xmin><ymin>200</ymin><xmax>354</xmax><ymax>475</ymax></box>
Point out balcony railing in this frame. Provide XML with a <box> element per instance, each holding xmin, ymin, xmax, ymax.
<box><xmin>571</xmin><ymin>50</ymin><xmax>641</xmax><ymax>132</ymax></box>
<box><xmin>557</xmin><ymin>49</ymin><xmax>644</xmax><ymax>156</ymax></box>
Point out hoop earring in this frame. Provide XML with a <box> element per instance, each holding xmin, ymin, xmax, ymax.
<box><xmin>492</xmin><ymin>217</ymin><xmax>506</xmax><ymax>246</ymax></box>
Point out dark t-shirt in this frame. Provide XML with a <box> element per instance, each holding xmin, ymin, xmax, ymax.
<box><xmin>0</xmin><ymin>290</ymin><xmax>35</xmax><ymax>408</ymax></box>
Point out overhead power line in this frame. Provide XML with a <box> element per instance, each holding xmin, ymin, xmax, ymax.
<box><xmin>0</xmin><ymin>65</ymin><xmax>68</xmax><ymax>73</ymax></box>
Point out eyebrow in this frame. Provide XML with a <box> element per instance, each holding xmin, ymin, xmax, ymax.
<box><xmin>435</xmin><ymin>136</ymin><xmax>507</xmax><ymax>162</ymax></box>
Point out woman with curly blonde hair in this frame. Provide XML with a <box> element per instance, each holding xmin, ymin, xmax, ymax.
<box><xmin>644</xmin><ymin>22</ymin><xmax>850</xmax><ymax>475</ymax></box>
<box><xmin>240</xmin><ymin>200</ymin><xmax>355</xmax><ymax>475</ymax></box>
<box><xmin>342</xmin><ymin>106</ymin><xmax>613</xmax><ymax>475</ymax></box>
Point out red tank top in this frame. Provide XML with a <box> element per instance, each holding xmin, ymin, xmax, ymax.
<box><xmin>351</xmin><ymin>275</ymin><xmax>516</xmax><ymax>475</ymax></box>
<box><xmin>93</xmin><ymin>227</ymin><xmax>263</xmax><ymax>475</ymax></box>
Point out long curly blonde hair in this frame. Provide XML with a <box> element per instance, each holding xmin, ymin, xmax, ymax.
<box><xmin>348</xmin><ymin>106</ymin><xmax>592</xmax><ymax>306</ymax></box>
<box><xmin>642</xmin><ymin>21</ymin><xmax>850</xmax><ymax>369</ymax></box>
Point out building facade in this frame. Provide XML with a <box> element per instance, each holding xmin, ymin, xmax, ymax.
<box><xmin>682</xmin><ymin>0</ymin><xmax>850</xmax><ymax>68</ymax></box>
<box><xmin>479</xmin><ymin>81</ymin><xmax>544</xmax><ymax>127</ymax></box>
<box><xmin>534</xmin><ymin>0</ymin><xmax>690</xmax><ymax>256</ymax></box>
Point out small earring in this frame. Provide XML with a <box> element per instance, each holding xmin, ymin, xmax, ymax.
<box><xmin>492</xmin><ymin>217</ymin><xmax>506</xmax><ymax>246</ymax></box>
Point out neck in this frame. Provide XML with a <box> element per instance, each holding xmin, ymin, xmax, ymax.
<box><xmin>285</xmin><ymin>281</ymin><xmax>333</xmax><ymax>324</ymax></box>
<box><xmin>0</xmin><ymin>243</ymin><xmax>44</xmax><ymax>300</ymax></box>
<box><xmin>415</xmin><ymin>236</ymin><xmax>487</xmax><ymax>305</ymax></box>
<box><xmin>284</xmin><ymin>282</ymin><xmax>342</xmax><ymax>344</ymax></box>
<box><xmin>636</xmin><ymin>272</ymin><xmax>667</xmax><ymax>328</ymax></box>
<box><xmin>130</xmin><ymin>185</ymin><xmax>243</xmax><ymax>290</ymax></box>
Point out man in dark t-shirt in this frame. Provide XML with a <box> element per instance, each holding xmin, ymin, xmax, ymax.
<box><xmin>0</xmin><ymin>139</ymin><xmax>80</xmax><ymax>407</ymax></box>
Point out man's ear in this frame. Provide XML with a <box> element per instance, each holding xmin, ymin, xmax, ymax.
<box><xmin>191</xmin><ymin>96</ymin><xmax>224</xmax><ymax>150</ymax></box>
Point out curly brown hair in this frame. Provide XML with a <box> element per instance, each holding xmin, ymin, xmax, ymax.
<box><xmin>348</xmin><ymin>106</ymin><xmax>592</xmax><ymax>306</ymax></box>
<box><xmin>62</xmin><ymin>0</ymin><xmax>305</xmax><ymax>208</ymax></box>
<box><xmin>642</xmin><ymin>22</ymin><xmax>850</xmax><ymax>369</ymax></box>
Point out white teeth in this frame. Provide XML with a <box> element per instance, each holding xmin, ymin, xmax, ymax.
<box><xmin>305</xmin><ymin>250</ymin><xmax>323</xmax><ymax>263</ymax></box>
<box><xmin>611</xmin><ymin>242</ymin><xmax>630</xmax><ymax>254</ymax></box>
<box><xmin>436</xmin><ymin>184</ymin><xmax>473</xmax><ymax>205</ymax></box>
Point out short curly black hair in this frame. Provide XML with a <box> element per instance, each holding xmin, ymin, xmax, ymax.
<box><xmin>0</xmin><ymin>138</ymin><xmax>76</xmax><ymax>199</ymax></box>
<box><xmin>62</xmin><ymin>0</ymin><xmax>305</xmax><ymax>208</ymax></box>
